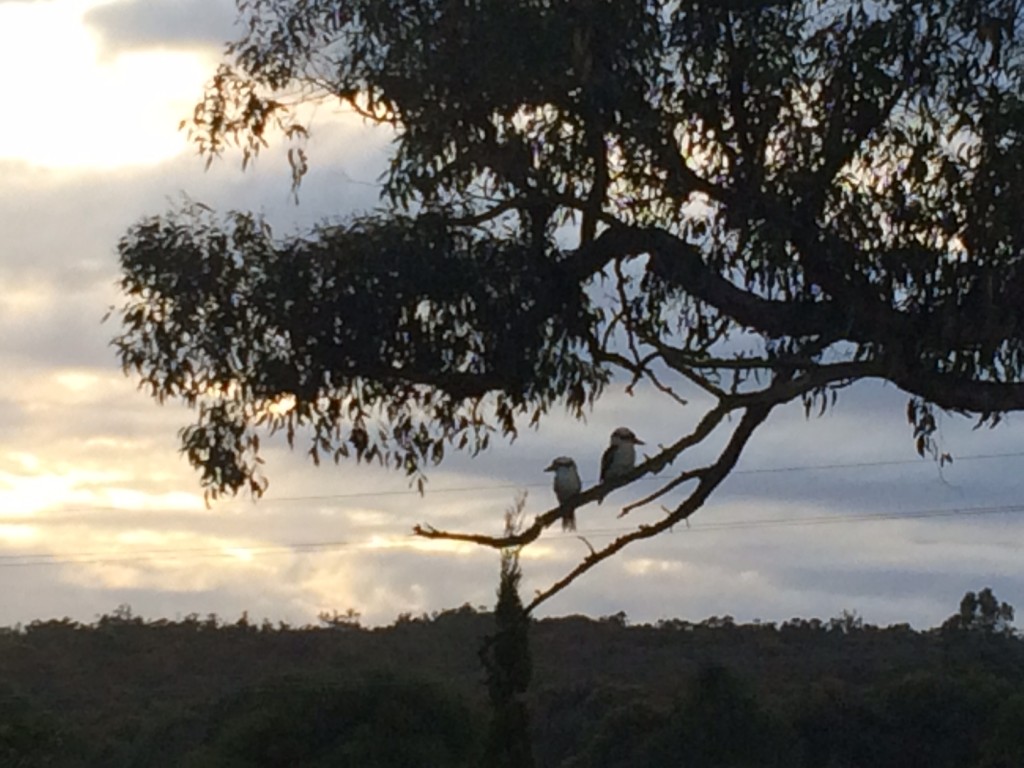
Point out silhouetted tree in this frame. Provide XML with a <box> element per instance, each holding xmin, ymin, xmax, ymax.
<box><xmin>977</xmin><ymin>692</ymin><xmax>1024</xmax><ymax>768</ymax></box>
<box><xmin>874</xmin><ymin>671</ymin><xmax>1000</xmax><ymax>768</ymax></box>
<box><xmin>480</xmin><ymin>495</ymin><xmax>534</xmax><ymax>767</ymax></box>
<box><xmin>943</xmin><ymin>587</ymin><xmax>1016</xmax><ymax>636</ymax></box>
<box><xmin>563</xmin><ymin>700</ymin><xmax>667</xmax><ymax>768</ymax></box>
<box><xmin>1</xmin><ymin>602</ymin><xmax>1024</xmax><ymax>765</ymax></box>
<box><xmin>641</xmin><ymin>665</ymin><xmax>788</xmax><ymax>767</ymax></box>
<box><xmin>114</xmin><ymin>0</ymin><xmax>1024</xmax><ymax>607</ymax></box>
<box><xmin>180</xmin><ymin>677</ymin><xmax>478</xmax><ymax>768</ymax></box>
<box><xmin>0</xmin><ymin>691</ymin><xmax>68</xmax><ymax>767</ymax></box>
<box><xmin>317</xmin><ymin>608</ymin><xmax>362</xmax><ymax>631</ymax></box>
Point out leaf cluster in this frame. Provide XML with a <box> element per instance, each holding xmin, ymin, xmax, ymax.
<box><xmin>117</xmin><ymin>0</ymin><xmax>1024</xmax><ymax>523</ymax></box>
<box><xmin>114</xmin><ymin>201</ymin><xmax>605</xmax><ymax>498</ymax></box>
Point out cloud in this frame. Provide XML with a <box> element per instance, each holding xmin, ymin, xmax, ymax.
<box><xmin>0</xmin><ymin>1</ymin><xmax>217</xmax><ymax>169</ymax></box>
<box><xmin>84</xmin><ymin>0</ymin><xmax>239</xmax><ymax>54</ymax></box>
<box><xmin>3</xmin><ymin>3</ymin><xmax>1024</xmax><ymax>634</ymax></box>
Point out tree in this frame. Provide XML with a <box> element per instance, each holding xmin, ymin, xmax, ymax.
<box><xmin>942</xmin><ymin>587</ymin><xmax>1016</xmax><ymax>635</ymax></box>
<box><xmin>479</xmin><ymin>495</ymin><xmax>535</xmax><ymax>767</ymax></box>
<box><xmin>640</xmin><ymin>665</ymin><xmax>788</xmax><ymax>767</ymax></box>
<box><xmin>0</xmin><ymin>690</ymin><xmax>69</xmax><ymax>767</ymax></box>
<box><xmin>977</xmin><ymin>692</ymin><xmax>1024</xmax><ymax>768</ymax></box>
<box><xmin>178</xmin><ymin>677</ymin><xmax>479</xmax><ymax>767</ymax></box>
<box><xmin>113</xmin><ymin>0</ymin><xmax>1024</xmax><ymax>608</ymax></box>
<box><xmin>317</xmin><ymin>608</ymin><xmax>362</xmax><ymax>630</ymax></box>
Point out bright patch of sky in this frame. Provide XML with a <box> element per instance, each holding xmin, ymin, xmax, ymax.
<box><xmin>0</xmin><ymin>0</ymin><xmax>1020</xmax><ymax>632</ymax></box>
<box><xmin>0</xmin><ymin>0</ymin><xmax>210</xmax><ymax>168</ymax></box>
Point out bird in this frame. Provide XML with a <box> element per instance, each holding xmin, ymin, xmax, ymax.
<box><xmin>544</xmin><ymin>456</ymin><xmax>582</xmax><ymax>531</ymax></box>
<box><xmin>599</xmin><ymin>427</ymin><xmax>644</xmax><ymax>502</ymax></box>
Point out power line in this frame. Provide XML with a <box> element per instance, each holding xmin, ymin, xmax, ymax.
<box><xmin>19</xmin><ymin>449</ymin><xmax>1024</xmax><ymax>515</ymax></box>
<box><xmin>220</xmin><ymin>448</ymin><xmax>1024</xmax><ymax>501</ymax></box>
<box><xmin>1</xmin><ymin>502</ymin><xmax>1021</xmax><ymax>569</ymax></box>
<box><xmin>583</xmin><ymin>502</ymin><xmax>1024</xmax><ymax>537</ymax></box>
<box><xmin>730</xmin><ymin>450</ymin><xmax>1024</xmax><ymax>475</ymax></box>
<box><xmin>1</xmin><ymin>451</ymin><xmax>1021</xmax><ymax>567</ymax></box>
<box><xmin>0</xmin><ymin>540</ymin><xmax>355</xmax><ymax>568</ymax></box>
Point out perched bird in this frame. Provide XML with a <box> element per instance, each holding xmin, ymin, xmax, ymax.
<box><xmin>599</xmin><ymin>427</ymin><xmax>644</xmax><ymax>502</ymax></box>
<box><xmin>544</xmin><ymin>456</ymin><xmax>582</xmax><ymax>531</ymax></box>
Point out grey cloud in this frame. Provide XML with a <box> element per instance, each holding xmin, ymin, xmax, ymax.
<box><xmin>84</xmin><ymin>0</ymin><xmax>238</xmax><ymax>54</ymax></box>
<box><xmin>0</xmin><ymin>118</ymin><xmax>388</xmax><ymax>381</ymax></box>
<box><xmin>773</xmin><ymin>566</ymin><xmax>1022</xmax><ymax>608</ymax></box>
<box><xmin>0</xmin><ymin>396</ymin><xmax>27</xmax><ymax>432</ymax></box>
<box><xmin>0</xmin><ymin>291</ymin><xmax>117</xmax><ymax>370</ymax></box>
<box><xmin>6</xmin><ymin>92</ymin><xmax>1024</xmax><ymax>633</ymax></box>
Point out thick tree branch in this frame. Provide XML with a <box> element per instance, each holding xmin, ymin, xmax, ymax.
<box><xmin>570</xmin><ymin>225</ymin><xmax>1024</xmax><ymax>414</ymax></box>
<box><xmin>572</xmin><ymin>225</ymin><xmax>847</xmax><ymax>340</ymax></box>
<box><xmin>890</xmin><ymin>368</ymin><xmax>1024</xmax><ymax>415</ymax></box>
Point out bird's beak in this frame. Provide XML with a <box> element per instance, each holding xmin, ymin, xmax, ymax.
<box><xmin>633</xmin><ymin>436</ymin><xmax>645</xmax><ymax>445</ymax></box>
<box><xmin>544</xmin><ymin>464</ymin><xmax>556</xmax><ymax>472</ymax></box>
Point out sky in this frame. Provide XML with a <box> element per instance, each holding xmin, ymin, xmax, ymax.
<box><xmin>1</xmin><ymin>0</ymin><xmax>1023</xmax><ymax>632</ymax></box>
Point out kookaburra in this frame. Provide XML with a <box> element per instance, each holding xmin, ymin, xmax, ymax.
<box><xmin>599</xmin><ymin>427</ymin><xmax>644</xmax><ymax>502</ymax></box>
<box><xmin>544</xmin><ymin>456</ymin><xmax>582</xmax><ymax>531</ymax></box>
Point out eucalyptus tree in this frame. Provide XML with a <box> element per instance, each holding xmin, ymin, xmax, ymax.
<box><xmin>113</xmin><ymin>0</ymin><xmax>1024</xmax><ymax>608</ymax></box>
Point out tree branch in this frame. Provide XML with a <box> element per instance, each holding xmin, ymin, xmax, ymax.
<box><xmin>617</xmin><ymin>468</ymin><xmax>704</xmax><ymax>518</ymax></box>
<box><xmin>525</xmin><ymin>401</ymin><xmax>774</xmax><ymax>613</ymax></box>
<box><xmin>890</xmin><ymin>368</ymin><xmax>1024</xmax><ymax>416</ymax></box>
<box><xmin>572</xmin><ymin>225</ymin><xmax>847</xmax><ymax>340</ymax></box>
<box><xmin>412</xmin><ymin>402</ymin><xmax>732</xmax><ymax>549</ymax></box>
<box><xmin>412</xmin><ymin>358</ymin><xmax>881</xmax><ymax>551</ymax></box>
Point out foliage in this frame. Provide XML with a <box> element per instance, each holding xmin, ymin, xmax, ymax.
<box><xmin>178</xmin><ymin>676</ymin><xmax>479</xmax><ymax>768</ymax></box>
<box><xmin>976</xmin><ymin>692</ymin><xmax>1024</xmax><ymax>768</ymax></box>
<box><xmin>639</xmin><ymin>665</ymin><xmax>789</xmax><ymax>767</ymax></box>
<box><xmin>317</xmin><ymin>607</ymin><xmax>362</xmax><ymax>630</ymax></box>
<box><xmin>0</xmin><ymin>690</ymin><xmax>71</xmax><ymax>767</ymax></box>
<box><xmin>479</xmin><ymin>496</ymin><xmax>535</xmax><ymax>767</ymax></box>
<box><xmin>561</xmin><ymin>700</ymin><xmax>668</xmax><ymax>768</ymax></box>
<box><xmin>114</xmin><ymin>0</ymin><xmax>1024</xmax><ymax>602</ymax></box>
<box><xmin>0</xmin><ymin>595</ymin><xmax>1023</xmax><ymax>766</ymax></box>
<box><xmin>943</xmin><ymin>587</ymin><xmax>1017</xmax><ymax>635</ymax></box>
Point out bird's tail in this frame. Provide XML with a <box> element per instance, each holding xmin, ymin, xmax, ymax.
<box><xmin>561</xmin><ymin>508</ymin><xmax>576</xmax><ymax>532</ymax></box>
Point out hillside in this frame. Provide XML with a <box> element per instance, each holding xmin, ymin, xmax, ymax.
<box><xmin>1</xmin><ymin>604</ymin><xmax>1023</xmax><ymax>766</ymax></box>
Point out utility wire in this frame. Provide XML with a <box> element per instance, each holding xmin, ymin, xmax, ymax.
<box><xmin>19</xmin><ymin>449</ymin><xmax>1024</xmax><ymax>514</ymax></box>
<box><xmin>0</xmin><ymin>540</ymin><xmax>354</xmax><ymax>568</ymax></box>
<box><xmin>259</xmin><ymin>448</ymin><xmax>1024</xmax><ymax>502</ymax></box>
<box><xmin>582</xmin><ymin>502</ymin><xmax>1024</xmax><ymax>537</ymax></box>
<box><xmin>0</xmin><ymin>502</ymin><xmax>1021</xmax><ymax>569</ymax></box>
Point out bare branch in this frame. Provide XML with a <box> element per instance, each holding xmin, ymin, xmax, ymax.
<box><xmin>655</xmin><ymin>341</ymin><xmax>805</xmax><ymax>372</ymax></box>
<box><xmin>413</xmin><ymin>403</ymin><xmax>730</xmax><ymax>550</ymax></box>
<box><xmin>643</xmin><ymin>370</ymin><xmax>692</xmax><ymax>411</ymax></box>
<box><xmin>618</xmin><ymin>468</ymin><xmax>704</xmax><ymax>518</ymax></box>
<box><xmin>526</xmin><ymin>401</ymin><xmax>774</xmax><ymax>612</ymax></box>
<box><xmin>413</xmin><ymin>359</ymin><xmax>873</xmax><ymax>549</ymax></box>
<box><xmin>447</xmin><ymin>198</ymin><xmax>529</xmax><ymax>228</ymax></box>
<box><xmin>674</xmin><ymin>364</ymin><xmax>728</xmax><ymax>400</ymax></box>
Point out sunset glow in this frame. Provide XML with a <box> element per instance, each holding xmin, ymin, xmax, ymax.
<box><xmin>0</xmin><ymin>0</ymin><xmax>1020</xmax><ymax>636</ymax></box>
<box><xmin>0</xmin><ymin>0</ymin><xmax>210</xmax><ymax>169</ymax></box>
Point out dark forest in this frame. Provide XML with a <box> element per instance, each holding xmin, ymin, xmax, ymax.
<box><xmin>2</xmin><ymin>589</ymin><xmax>1022</xmax><ymax>766</ymax></box>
